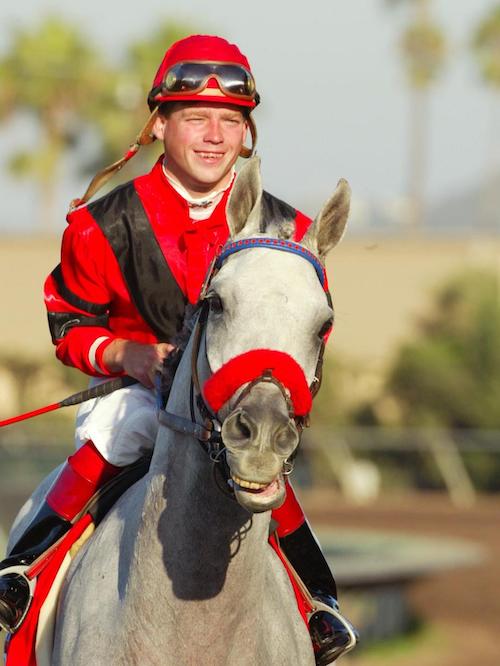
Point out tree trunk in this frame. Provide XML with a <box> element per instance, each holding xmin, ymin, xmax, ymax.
<box><xmin>408</xmin><ymin>86</ymin><xmax>428</xmax><ymax>231</ymax></box>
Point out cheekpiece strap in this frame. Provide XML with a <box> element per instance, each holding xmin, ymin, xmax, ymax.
<box><xmin>215</xmin><ymin>238</ymin><xmax>327</xmax><ymax>290</ymax></box>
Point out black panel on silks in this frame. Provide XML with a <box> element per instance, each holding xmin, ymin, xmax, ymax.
<box><xmin>280</xmin><ymin>521</ymin><xmax>338</xmax><ymax>598</ymax></box>
<box><xmin>88</xmin><ymin>183</ymin><xmax>187</xmax><ymax>342</ymax></box>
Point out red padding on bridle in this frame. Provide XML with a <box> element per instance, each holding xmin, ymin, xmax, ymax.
<box><xmin>203</xmin><ymin>349</ymin><xmax>312</xmax><ymax>416</ymax></box>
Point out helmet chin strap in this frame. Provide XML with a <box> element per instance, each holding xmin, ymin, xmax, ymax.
<box><xmin>239</xmin><ymin>114</ymin><xmax>257</xmax><ymax>159</ymax></box>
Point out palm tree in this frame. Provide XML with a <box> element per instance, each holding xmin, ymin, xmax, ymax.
<box><xmin>387</xmin><ymin>0</ymin><xmax>446</xmax><ymax>230</ymax></box>
<box><xmin>0</xmin><ymin>16</ymin><xmax>112</xmax><ymax>232</ymax></box>
<box><xmin>0</xmin><ymin>17</ymin><xmax>196</xmax><ymax>231</ymax></box>
<box><xmin>471</xmin><ymin>5</ymin><xmax>500</xmax><ymax>232</ymax></box>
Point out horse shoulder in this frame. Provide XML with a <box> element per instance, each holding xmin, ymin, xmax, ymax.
<box><xmin>52</xmin><ymin>476</ymin><xmax>150</xmax><ymax>665</ymax></box>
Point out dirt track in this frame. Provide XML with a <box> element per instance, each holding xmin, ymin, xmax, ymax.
<box><xmin>303</xmin><ymin>490</ymin><xmax>500</xmax><ymax>666</ymax></box>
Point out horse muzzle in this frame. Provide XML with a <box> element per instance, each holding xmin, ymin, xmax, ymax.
<box><xmin>221</xmin><ymin>384</ymin><xmax>300</xmax><ymax>512</ymax></box>
<box><xmin>203</xmin><ymin>348</ymin><xmax>312</xmax><ymax>512</ymax></box>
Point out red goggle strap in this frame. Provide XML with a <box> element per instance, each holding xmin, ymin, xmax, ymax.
<box><xmin>240</xmin><ymin>114</ymin><xmax>257</xmax><ymax>159</ymax></box>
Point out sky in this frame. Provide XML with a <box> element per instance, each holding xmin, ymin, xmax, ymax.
<box><xmin>0</xmin><ymin>0</ymin><xmax>497</xmax><ymax>232</ymax></box>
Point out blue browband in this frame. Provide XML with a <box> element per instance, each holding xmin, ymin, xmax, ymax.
<box><xmin>215</xmin><ymin>237</ymin><xmax>327</xmax><ymax>290</ymax></box>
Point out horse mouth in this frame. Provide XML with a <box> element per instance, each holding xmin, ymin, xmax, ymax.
<box><xmin>231</xmin><ymin>474</ymin><xmax>284</xmax><ymax>511</ymax></box>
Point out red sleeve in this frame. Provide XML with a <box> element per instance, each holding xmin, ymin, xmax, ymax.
<box><xmin>44</xmin><ymin>207</ymin><xmax>118</xmax><ymax>377</ymax></box>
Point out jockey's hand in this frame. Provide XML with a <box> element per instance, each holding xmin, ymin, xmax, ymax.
<box><xmin>102</xmin><ymin>339</ymin><xmax>176</xmax><ymax>388</ymax></box>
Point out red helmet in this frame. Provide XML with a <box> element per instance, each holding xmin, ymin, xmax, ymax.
<box><xmin>148</xmin><ymin>35</ymin><xmax>260</xmax><ymax>110</ymax></box>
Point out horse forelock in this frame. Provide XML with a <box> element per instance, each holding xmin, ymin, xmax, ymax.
<box><xmin>260</xmin><ymin>191</ymin><xmax>296</xmax><ymax>239</ymax></box>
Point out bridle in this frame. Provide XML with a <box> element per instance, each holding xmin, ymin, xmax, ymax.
<box><xmin>158</xmin><ymin>236</ymin><xmax>331</xmax><ymax>492</ymax></box>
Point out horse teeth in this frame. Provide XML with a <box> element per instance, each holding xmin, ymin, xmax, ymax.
<box><xmin>231</xmin><ymin>475</ymin><xmax>267</xmax><ymax>490</ymax></box>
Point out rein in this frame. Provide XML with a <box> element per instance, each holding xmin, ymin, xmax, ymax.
<box><xmin>159</xmin><ymin>299</ymin><xmax>231</xmax><ymax>494</ymax></box>
<box><xmin>159</xmin><ymin>237</ymin><xmax>330</xmax><ymax>493</ymax></box>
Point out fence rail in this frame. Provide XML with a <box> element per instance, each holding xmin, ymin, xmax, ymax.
<box><xmin>303</xmin><ymin>426</ymin><xmax>500</xmax><ymax>505</ymax></box>
<box><xmin>1</xmin><ymin>426</ymin><xmax>499</xmax><ymax>513</ymax></box>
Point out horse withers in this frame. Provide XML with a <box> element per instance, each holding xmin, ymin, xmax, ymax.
<box><xmin>8</xmin><ymin>156</ymin><xmax>351</xmax><ymax>665</ymax></box>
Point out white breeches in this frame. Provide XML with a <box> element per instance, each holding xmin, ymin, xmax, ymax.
<box><xmin>74</xmin><ymin>380</ymin><xmax>159</xmax><ymax>467</ymax></box>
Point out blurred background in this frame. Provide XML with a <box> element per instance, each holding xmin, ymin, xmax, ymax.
<box><xmin>1</xmin><ymin>1</ymin><xmax>499</xmax><ymax>664</ymax></box>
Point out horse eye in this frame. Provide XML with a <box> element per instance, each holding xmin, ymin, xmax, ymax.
<box><xmin>208</xmin><ymin>294</ymin><xmax>224</xmax><ymax>315</ymax></box>
<box><xmin>318</xmin><ymin>318</ymin><xmax>333</xmax><ymax>339</ymax></box>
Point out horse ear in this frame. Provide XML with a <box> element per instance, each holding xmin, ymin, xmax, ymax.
<box><xmin>226</xmin><ymin>156</ymin><xmax>263</xmax><ymax>238</ymax></box>
<box><xmin>303</xmin><ymin>179</ymin><xmax>351</xmax><ymax>258</ymax></box>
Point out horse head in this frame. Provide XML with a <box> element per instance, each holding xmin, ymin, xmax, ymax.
<box><xmin>199</xmin><ymin>156</ymin><xmax>350</xmax><ymax>513</ymax></box>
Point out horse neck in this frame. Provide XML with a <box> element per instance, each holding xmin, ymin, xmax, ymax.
<box><xmin>133</xmin><ymin>330</ymin><xmax>272</xmax><ymax>608</ymax></box>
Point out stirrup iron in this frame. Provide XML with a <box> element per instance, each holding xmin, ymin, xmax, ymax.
<box><xmin>0</xmin><ymin>564</ymin><xmax>36</xmax><ymax>634</ymax></box>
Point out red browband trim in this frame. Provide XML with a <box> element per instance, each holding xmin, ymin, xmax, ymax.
<box><xmin>203</xmin><ymin>349</ymin><xmax>312</xmax><ymax>416</ymax></box>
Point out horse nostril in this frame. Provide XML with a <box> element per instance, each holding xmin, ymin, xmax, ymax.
<box><xmin>222</xmin><ymin>410</ymin><xmax>255</xmax><ymax>447</ymax></box>
<box><xmin>236</xmin><ymin>414</ymin><xmax>252</xmax><ymax>439</ymax></box>
<box><xmin>274</xmin><ymin>421</ymin><xmax>300</xmax><ymax>457</ymax></box>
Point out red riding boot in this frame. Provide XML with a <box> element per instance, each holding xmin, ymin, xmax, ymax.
<box><xmin>0</xmin><ymin>441</ymin><xmax>121</xmax><ymax>632</ymax></box>
<box><xmin>272</xmin><ymin>481</ymin><xmax>358</xmax><ymax>665</ymax></box>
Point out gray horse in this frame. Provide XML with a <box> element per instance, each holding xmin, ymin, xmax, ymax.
<box><xmin>8</xmin><ymin>157</ymin><xmax>350</xmax><ymax>665</ymax></box>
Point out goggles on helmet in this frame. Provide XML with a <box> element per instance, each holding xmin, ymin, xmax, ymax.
<box><xmin>160</xmin><ymin>61</ymin><xmax>257</xmax><ymax>101</ymax></box>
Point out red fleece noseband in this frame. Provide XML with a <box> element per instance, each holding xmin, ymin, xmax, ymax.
<box><xmin>203</xmin><ymin>349</ymin><xmax>312</xmax><ymax>416</ymax></box>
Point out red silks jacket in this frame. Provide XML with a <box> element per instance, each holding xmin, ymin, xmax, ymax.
<box><xmin>44</xmin><ymin>157</ymin><xmax>312</xmax><ymax>377</ymax></box>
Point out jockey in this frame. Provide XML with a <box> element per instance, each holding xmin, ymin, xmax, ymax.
<box><xmin>0</xmin><ymin>35</ymin><xmax>356</xmax><ymax>664</ymax></box>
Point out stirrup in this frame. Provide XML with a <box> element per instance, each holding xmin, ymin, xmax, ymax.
<box><xmin>309</xmin><ymin>599</ymin><xmax>358</xmax><ymax>664</ymax></box>
<box><xmin>0</xmin><ymin>564</ymin><xmax>36</xmax><ymax>634</ymax></box>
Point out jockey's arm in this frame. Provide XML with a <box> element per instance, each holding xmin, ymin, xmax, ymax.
<box><xmin>45</xmin><ymin>210</ymin><xmax>173</xmax><ymax>386</ymax></box>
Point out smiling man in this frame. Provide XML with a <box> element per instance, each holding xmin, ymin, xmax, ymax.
<box><xmin>0</xmin><ymin>35</ymin><xmax>356</xmax><ymax>664</ymax></box>
<box><xmin>156</xmin><ymin>103</ymin><xmax>247</xmax><ymax>195</ymax></box>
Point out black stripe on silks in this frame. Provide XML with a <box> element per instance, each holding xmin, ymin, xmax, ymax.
<box><xmin>47</xmin><ymin>311</ymin><xmax>110</xmax><ymax>343</ymax></box>
<box><xmin>51</xmin><ymin>265</ymin><xmax>110</xmax><ymax>316</ymax></box>
<box><xmin>280</xmin><ymin>522</ymin><xmax>338</xmax><ymax>598</ymax></box>
<box><xmin>261</xmin><ymin>191</ymin><xmax>297</xmax><ymax>233</ymax></box>
<box><xmin>88</xmin><ymin>182</ymin><xmax>187</xmax><ymax>342</ymax></box>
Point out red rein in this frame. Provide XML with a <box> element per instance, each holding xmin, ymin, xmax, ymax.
<box><xmin>203</xmin><ymin>349</ymin><xmax>312</xmax><ymax>416</ymax></box>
